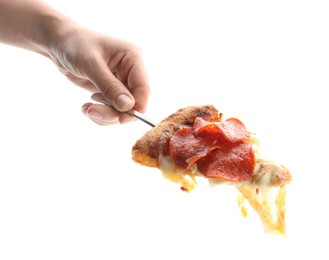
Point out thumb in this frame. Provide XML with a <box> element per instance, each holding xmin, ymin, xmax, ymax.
<box><xmin>88</xmin><ymin>62</ymin><xmax>135</xmax><ymax>112</ymax></box>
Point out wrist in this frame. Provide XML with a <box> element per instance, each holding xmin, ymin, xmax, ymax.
<box><xmin>0</xmin><ymin>0</ymin><xmax>76</xmax><ymax>58</ymax></box>
<box><xmin>34</xmin><ymin>12</ymin><xmax>77</xmax><ymax>59</ymax></box>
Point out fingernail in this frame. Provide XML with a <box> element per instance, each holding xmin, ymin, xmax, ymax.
<box><xmin>87</xmin><ymin>111</ymin><xmax>103</xmax><ymax>120</ymax></box>
<box><xmin>116</xmin><ymin>94</ymin><xmax>134</xmax><ymax>110</ymax></box>
<box><xmin>81</xmin><ymin>105</ymin><xmax>88</xmax><ymax>115</ymax></box>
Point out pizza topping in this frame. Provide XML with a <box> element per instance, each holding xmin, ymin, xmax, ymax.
<box><xmin>193</xmin><ymin>117</ymin><xmax>251</xmax><ymax>143</ymax></box>
<box><xmin>197</xmin><ymin>142</ymin><xmax>255</xmax><ymax>182</ymax></box>
<box><xmin>169</xmin><ymin>127</ymin><xmax>221</xmax><ymax>169</ymax></box>
<box><xmin>169</xmin><ymin>117</ymin><xmax>255</xmax><ymax>182</ymax></box>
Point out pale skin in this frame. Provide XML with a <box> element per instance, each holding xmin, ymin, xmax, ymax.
<box><xmin>0</xmin><ymin>0</ymin><xmax>150</xmax><ymax>125</ymax></box>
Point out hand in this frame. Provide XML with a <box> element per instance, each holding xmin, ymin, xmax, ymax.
<box><xmin>49</xmin><ymin>26</ymin><xmax>150</xmax><ymax>125</ymax></box>
<box><xmin>0</xmin><ymin>0</ymin><xmax>150</xmax><ymax>125</ymax></box>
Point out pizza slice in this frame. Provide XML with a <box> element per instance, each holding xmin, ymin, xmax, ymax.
<box><xmin>132</xmin><ymin>105</ymin><xmax>292</xmax><ymax>235</ymax></box>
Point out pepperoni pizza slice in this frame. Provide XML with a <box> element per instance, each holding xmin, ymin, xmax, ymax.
<box><xmin>132</xmin><ymin>105</ymin><xmax>292</xmax><ymax>235</ymax></box>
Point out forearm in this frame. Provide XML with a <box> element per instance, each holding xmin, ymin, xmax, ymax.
<box><xmin>0</xmin><ymin>0</ymin><xmax>75</xmax><ymax>57</ymax></box>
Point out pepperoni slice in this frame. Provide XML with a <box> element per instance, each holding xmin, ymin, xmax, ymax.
<box><xmin>193</xmin><ymin>117</ymin><xmax>250</xmax><ymax>143</ymax></box>
<box><xmin>169</xmin><ymin>127</ymin><xmax>222</xmax><ymax>168</ymax></box>
<box><xmin>168</xmin><ymin>117</ymin><xmax>255</xmax><ymax>182</ymax></box>
<box><xmin>197</xmin><ymin>142</ymin><xmax>255</xmax><ymax>182</ymax></box>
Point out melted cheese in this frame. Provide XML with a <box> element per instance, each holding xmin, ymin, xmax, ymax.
<box><xmin>159</xmin><ymin>155</ymin><xmax>197</xmax><ymax>192</ymax></box>
<box><xmin>159</xmin><ymin>153</ymin><xmax>290</xmax><ymax>235</ymax></box>
<box><xmin>237</xmin><ymin>185</ymin><xmax>286</xmax><ymax>235</ymax></box>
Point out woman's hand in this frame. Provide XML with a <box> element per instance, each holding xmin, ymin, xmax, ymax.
<box><xmin>49</xmin><ymin>26</ymin><xmax>150</xmax><ymax>125</ymax></box>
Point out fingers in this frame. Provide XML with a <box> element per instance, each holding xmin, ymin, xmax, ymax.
<box><xmin>86</xmin><ymin>59</ymin><xmax>136</xmax><ymax>112</ymax></box>
<box><xmin>112</xmin><ymin>48</ymin><xmax>150</xmax><ymax>114</ymax></box>
<box><xmin>128</xmin><ymin>61</ymin><xmax>150</xmax><ymax>113</ymax></box>
<box><xmin>53</xmin><ymin>27</ymin><xmax>150</xmax><ymax>126</ymax></box>
<box><xmin>72</xmin><ymin>54</ymin><xmax>149</xmax><ymax>126</ymax></box>
<box><xmin>81</xmin><ymin>102</ymin><xmax>134</xmax><ymax>125</ymax></box>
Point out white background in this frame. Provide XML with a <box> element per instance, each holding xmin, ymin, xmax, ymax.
<box><xmin>0</xmin><ymin>0</ymin><xmax>328</xmax><ymax>259</ymax></box>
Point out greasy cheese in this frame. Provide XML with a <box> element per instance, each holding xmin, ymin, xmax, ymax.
<box><xmin>159</xmin><ymin>153</ymin><xmax>290</xmax><ymax>235</ymax></box>
<box><xmin>237</xmin><ymin>185</ymin><xmax>286</xmax><ymax>235</ymax></box>
<box><xmin>159</xmin><ymin>155</ymin><xmax>198</xmax><ymax>192</ymax></box>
